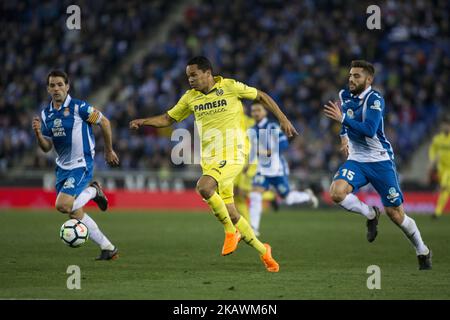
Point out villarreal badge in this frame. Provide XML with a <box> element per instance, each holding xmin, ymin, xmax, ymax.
<box><xmin>64</xmin><ymin>107</ymin><xmax>70</xmax><ymax>117</ymax></box>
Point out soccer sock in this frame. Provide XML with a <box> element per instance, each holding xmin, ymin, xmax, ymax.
<box><xmin>399</xmin><ymin>215</ymin><xmax>429</xmax><ymax>255</ymax></box>
<box><xmin>235</xmin><ymin>217</ymin><xmax>267</xmax><ymax>255</ymax></box>
<box><xmin>235</xmin><ymin>194</ymin><xmax>250</xmax><ymax>223</ymax></box>
<box><xmin>80</xmin><ymin>213</ymin><xmax>114</xmax><ymax>250</ymax></box>
<box><xmin>285</xmin><ymin>190</ymin><xmax>311</xmax><ymax>205</ymax></box>
<box><xmin>339</xmin><ymin>193</ymin><xmax>376</xmax><ymax>220</ymax></box>
<box><xmin>205</xmin><ymin>193</ymin><xmax>236</xmax><ymax>234</ymax></box>
<box><xmin>435</xmin><ymin>190</ymin><xmax>449</xmax><ymax>217</ymax></box>
<box><xmin>72</xmin><ymin>187</ymin><xmax>96</xmax><ymax>212</ymax></box>
<box><xmin>249</xmin><ymin>192</ymin><xmax>263</xmax><ymax>233</ymax></box>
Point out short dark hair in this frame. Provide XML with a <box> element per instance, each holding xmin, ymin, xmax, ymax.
<box><xmin>187</xmin><ymin>56</ymin><xmax>213</xmax><ymax>72</ymax></box>
<box><xmin>351</xmin><ymin>60</ymin><xmax>375</xmax><ymax>76</ymax></box>
<box><xmin>47</xmin><ymin>70</ymin><xmax>69</xmax><ymax>85</ymax></box>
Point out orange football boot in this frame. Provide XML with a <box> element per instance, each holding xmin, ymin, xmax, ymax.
<box><xmin>260</xmin><ymin>243</ymin><xmax>279</xmax><ymax>272</ymax></box>
<box><xmin>221</xmin><ymin>230</ymin><xmax>241</xmax><ymax>256</ymax></box>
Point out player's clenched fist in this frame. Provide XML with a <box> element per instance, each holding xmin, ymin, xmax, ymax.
<box><xmin>129</xmin><ymin>119</ymin><xmax>144</xmax><ymax>130</ymax></box>
<box><xmin>280</xmin><ymin>118</ymin><xmax>299</xmax><ymax>138</ymax></box>
<box><xmin>32</xmin><ymin>116</ymin><xmax>41</xmax><ymax>133</ymax></box>
<box><xmin>105</xmin><ymin>150</ymin><xmax>120</xmax><ymax>167</ymax></box>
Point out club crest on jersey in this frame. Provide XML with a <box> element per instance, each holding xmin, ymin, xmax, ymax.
<box><xmin>370</xmin><ymin>100</ymin><xmax>382</xmax><ymax>111</ymax></box>
<box><xmin>63</xmin><ymin>107</ymin><xmax>70</xmax><ymax>117</ymax></box>
<box><xmin>63</xmin><ymin>177</ymin><xmax>75</xmax><ymax>189</ymax></box>
<box><xmin>387</xmin><ymin>187</ymin><xmax>400</xmax><ymax>203</ymax></box>
<box><xmin>216</xmin><ymin>88</ymin><xmax>224</xmax><ymax>96</ymax></box>
<box><xmin>54</xmin><ymin>118</ymin><xmax>62</xmax><ymax>128</ymax></box>
<box><xmin>346</xmin><ymin>109</ymin><xmax>355</xmax><ymax>119</ymax></box>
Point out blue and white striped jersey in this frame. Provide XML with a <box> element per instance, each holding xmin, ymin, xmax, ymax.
<box><xmin>40</xmin><ymin>94</ymin><xmax>103</xmax><ymax>170</ymax></box>
<box><xmin>252</xmin><ymin>117</ymin><xmax>289</xmax><ymax>177</ymax></box>
<box><xmin>339</xmin><ymin>86</ymin><xmax>394</xmax><ymax>162</ymax></box>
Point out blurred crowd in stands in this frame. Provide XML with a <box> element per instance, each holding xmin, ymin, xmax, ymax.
<box><xmin>1</xmin><ymin>0</ymin><xmax>448</xmax><ymax>180</ymax></box>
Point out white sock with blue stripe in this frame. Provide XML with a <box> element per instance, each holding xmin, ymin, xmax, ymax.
<box><xmin>339</xmin><ymin>193</ymin><xmax>376</xmax><ymax>220</ymax></box>
<box><xmin>72</xmin><ymin>187</ymin><xmax>96</xmax><ymax>212</ymax></box>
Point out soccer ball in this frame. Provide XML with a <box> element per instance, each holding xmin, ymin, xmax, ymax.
<box><xmin>60</xmin><ymin>219</ymin><xmax>89</xmax><ymax>248</ymax></box>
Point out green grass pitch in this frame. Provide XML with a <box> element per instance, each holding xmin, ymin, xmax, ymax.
<box><xmin>1</xmin><ymin>209</ymin><xmax>449</xmax><ymax>299</ymax></box>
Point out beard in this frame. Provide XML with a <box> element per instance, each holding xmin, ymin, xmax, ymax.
<box><xmin>349</xmin><ymin>82</ymin><xmax>366</xmax><ymax>95</ymax></box>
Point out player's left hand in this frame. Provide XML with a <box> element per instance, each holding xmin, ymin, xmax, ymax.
<box><xmin>105</xmin><ymin>150</ymin><xmax>120</xmax><ymax>167</ymax></box>
<box><xmin>280</xmin><ymin>118</ymin><xmax>299</xmax><ymax>138</ymax></box>
<box><xmin>323</xmin><ymin>101</ymin><xmax>343</xmax><ymax>122</ymax></box>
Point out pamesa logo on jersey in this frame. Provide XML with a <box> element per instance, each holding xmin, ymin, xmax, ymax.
<box><xmin>51</xmin><ymin>118</ymin><xmax>66</xmax><ymax>137</ymax></box>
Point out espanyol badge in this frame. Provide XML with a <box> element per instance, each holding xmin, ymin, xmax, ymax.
<box><xmin>346</xmin><ymin>109</ymin><xmax>354</xmax><ymax>119</ymax></box>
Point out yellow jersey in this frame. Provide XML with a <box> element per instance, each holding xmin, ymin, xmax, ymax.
<box><xmin>167</xmin><ymin>76</ymin><xmax>258</xmax><ymax>167</ymax></box>
<box><xmin>429</xmin><ymin>132</ymin><xmax>450</xmax><ymax>172</ymax></box>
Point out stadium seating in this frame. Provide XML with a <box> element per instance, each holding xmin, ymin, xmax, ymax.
<box><xmin>1</xmin><ymin>0</ymin><xmax>447</xmax><ymax>179</ymax></box>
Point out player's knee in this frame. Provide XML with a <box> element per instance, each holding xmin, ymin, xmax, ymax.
<box><xmin>385</xmin><ymin>206</ymin><xmax>404</xmax><ymax>225</ymax></box>
<box><xmin>69</xmin><ymin>210</ymin><xmax>84</xmax><ymax>220</ymax></box>
<box><xmin>329</xmin><ymin>185</ymin><xmax>347</xmax><ymax>203</ymax></box>
<box><xmin>55</xmin><ymin>202</ymin><xmax>72</xmax><ymax>214</ymax></box>
<box><xmin>196</xmin><ymin>183</ymin><xmax>215</xmax><ymax>199</ymax></box>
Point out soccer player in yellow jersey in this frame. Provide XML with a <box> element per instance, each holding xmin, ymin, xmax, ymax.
<box><xmin>429</xmin><ymin>117</ymin><xmax>450</xmax><ymax>218</ymax></box>
<box><xmin>130</xmin><ymin>56</ymin><xmax>298</xmax><ymax>272</ymax></box>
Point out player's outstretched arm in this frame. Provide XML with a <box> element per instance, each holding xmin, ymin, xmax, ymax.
<box><xmin>32</xmin><ymin>116</ymin><xmax>53</xmax><ymax>152</ymax></box>
<box><xmin>99</xmin><ymin>116</ymin><xmax>120</xmax><ymax>167</ymax></box>
<box><xmin>255</xmin><ymin>90</ymin><xmax>298</xmax><ymax>138</ymax></box>
<box><xmin>324</xmin><ymin>100</ymin><xmax>382</xmax><ymax>137</ymax></box>
<box><xmin>129</xmin><ymin>113</ymin><xmax>175</xmax><ymax>130</ymax></box>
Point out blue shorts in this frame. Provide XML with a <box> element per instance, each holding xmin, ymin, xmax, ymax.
<box><xmin>55</xmin><ymin>165</ymin><xmax>93</xmax><ymax>197</ymax></box>
<box><xmin>333</xmin><ymin>160</ymin><xmax>404</xmax><ymax>207</ymax></box>
<box><xmin>253</xmin><ymin>173</ymin><xmax>290</xmax><ymax>198</ymax></box>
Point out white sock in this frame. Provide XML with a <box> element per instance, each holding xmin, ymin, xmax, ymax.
<box><xmin>285</xmin><ymin>190</ymin><xmax>311</xmax><ymax>205</ymax></box>
<box><xmin>399</xmin><ymin>215</ymin><xmax>429</xmax><ymax>255</ymax></box>
<box><xmin>249</xmin><ymin>192</ymin><xmax>263</xmax><ymax>234</ymax></box>
<box><xmin>80</xmin><ymin>213</ymin><xmax>114</xmax><ymax>250</ymax></box>
<box><xmin>72</xmin><ymin>187</ymin><xmax>96</xmax><ymax>212</ymax></box>
<box><xmin>339</xmin><ymin>193</ymin><xmax>376</xmax><ymax>219</ymax></box>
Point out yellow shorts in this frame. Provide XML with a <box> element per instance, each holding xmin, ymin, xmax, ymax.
<box><xmin>439</xmin><ymin>170</ymin><xmax>450</xmax><ymax>190</ymax></box>
<box><xmin>234</xmin><ymin>163</ymin><xmax>258</xmax><ymax>193</ymax></box>
<box><xmin>202</xmin><ymin>161</ymin><xmax>245</xmax><ymax>204</ymax></box>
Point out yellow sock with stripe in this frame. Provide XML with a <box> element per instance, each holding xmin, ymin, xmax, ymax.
<box><xmin>206</xmin><ymin>193</ymin><xmax>236</xmax><ymax>233</ymax></box>
<box><xmin>235</xmin><ymin>195</ymin><xmax>250</xmax><ymax>223</ymax></box>
<box><xmin>235</xmin><ymin>216</ymin><xmax>267</xmax><ymax>255</ymax></box>
<box><xmin>435</xmin><ymin>190</ymin><xmax>449</xmax><ymax>216</ymax></box>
